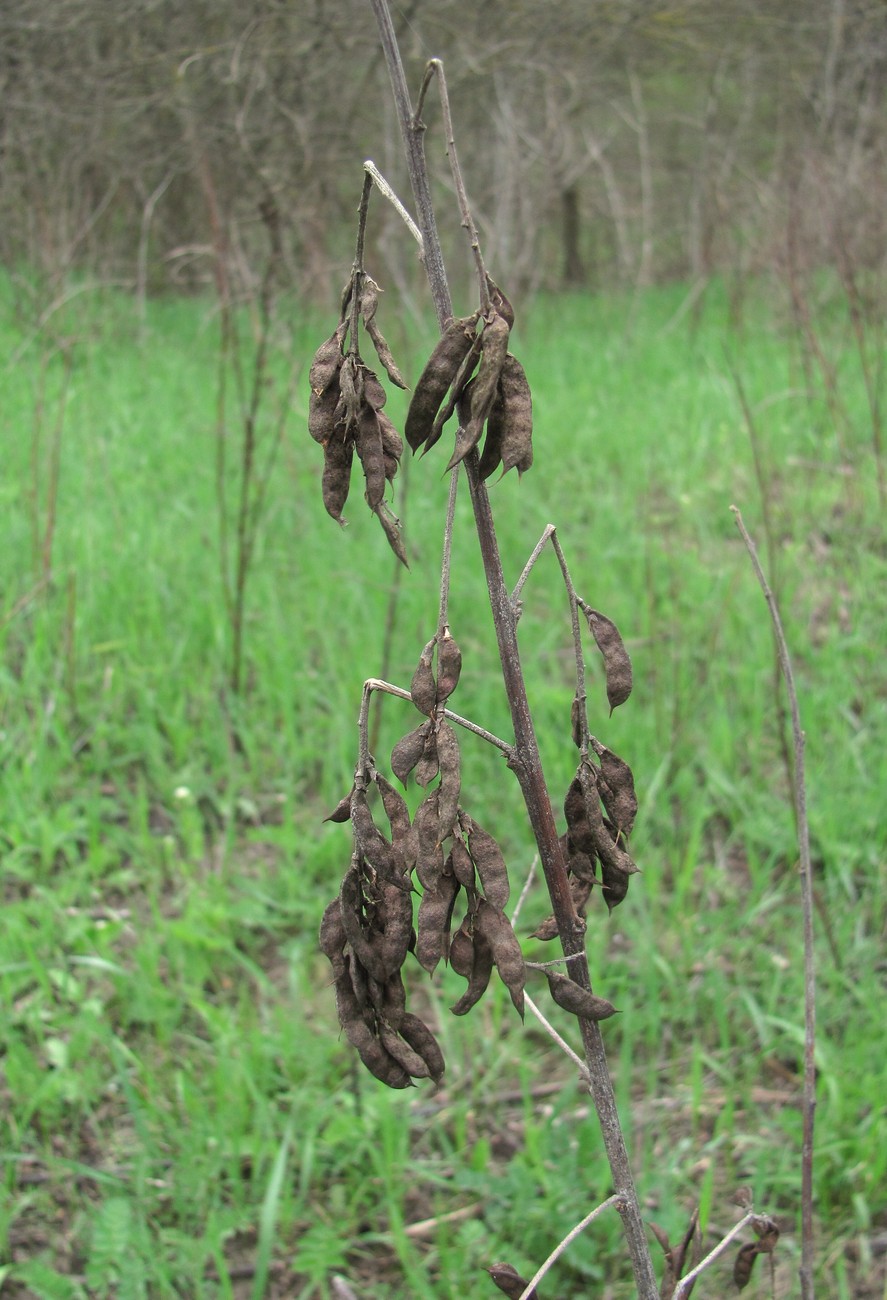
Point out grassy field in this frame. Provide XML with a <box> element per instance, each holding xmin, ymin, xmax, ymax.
<box><xmin>1</xmin><ymin>270</ymin><xmax>885</xmax><ymax>1299</ymax></box>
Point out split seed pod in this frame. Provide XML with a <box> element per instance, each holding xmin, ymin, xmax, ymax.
<box><xmin>446</xmin><ymin>313</ymin><xmax>511</xmax><ymax>471</ymax></box>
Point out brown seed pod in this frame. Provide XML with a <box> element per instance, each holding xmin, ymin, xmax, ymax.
<box><xmin>398</xmin><ymin>1012</ymin><xmax>445</xmax><ymax>1085</ymax></box>
<box><xmin>564</xmin><ymin>774</ymin><xmax>596</xmax><ymax>859</ymax></box>
<box><xmin>309</xmin><ymin>333</ymin><xmax>343</xmax><ymax>396</ymax></box>
<box><xmin>342</xmin><ymin>1010</ymin><xmax>413</xmax><ymax>1089</ymax></box>
<box><xmin>436</xmin><ymin>627</ymin><xmax>462</xmax><ymax>702</ymax></box>
<box><xmin>350</xmin><ymin>787</ymin><xmax>409</xmax><ymax>889</ymax></box>
<box><xmin>476</xmin><ymin>900</ymin><xmax>525</xmax><ymax>1018</ymax></box>
<box><xmin>375</xmin><ymin>501</ymin><xmax>409</xmax><ymax>568</ymax></box>
<box><xmin>570</xmin><ymin>693</ymin><xmax>583</xmax><ymax>749</ymax></box>
<box><xmin>319</xmin><ymin>898</ymin><xmax>348</xmax><ymax>980</ymax></box>
<box><xmin>590</xmin><ymin>740</ymin><xmax>638</xmax><ymax>837</ymax></box>
<box><xmin>391</xmin><ymin>721</ymin><xmax>431</xmax><ymax>785</ymax></box>
<box><xmin>436</xmin><ymin>721</ymin><xmax>462</xmax><ymax>841</ymax></box>
<box><xmin>339</xmin><ymin>866</ymin><xmax>391</xmax><ymax>984</ymax></box>
<box><xmin>583</xmin><ymin>607</ymin><xmax>633</xmax><ymax>713</ymax></box>
<box><xmin>321</xmin><ymin>430</ymin><xmax>354</xmax><ymax>523</ymax></box>
<box><xmin>357</xmin><ymin>405</ymin><xmax>387</xmax><ymax>510</ymax></box>
<box><xmin>462</xmin><ymin>812</ymin><xmax>510</xmax><ymax>910</ymax></box>
<box><xmin>347</xmin><ymin>947</ymin><xmax>371</xmax><ymax>1010</ymax></box>
<box><xmin>421</xmin><ymin>334</ymin><xmax>483</xmax><ymax>458</ymax></box>
<box><xmin>415</xmin><ymin>870</ymin><xmax>460</xmax><ymax>974</ymax></box>
<box><xmin>374</xmin><ymin>878</ymin><xmax>414</xmax><ymax>975</ymax></box>
<box><xmin>446</xmin><ymin>313</ymin><xmax>512</xmax><ymax>472</ymax></box>
<box><xmin>545</xmin><ymin>970</ymin><xmax>618</xmax><ymax>1022</ymax></box>
<box><xmin>410</xmin><ymin>637</ymin><xmax>438</xmax><ymax>717</ymax></box>
<box><xmin>338</xmin><ymin>354</ymin><xmax>364</xmax><ymax>432</ymax></box>
<box><xmin>448</xmin><ymin>919</ymin><xmax>475</xmax><ymax>977</ymax></box>
<box><xmin>477</xmin><ymin>388</ymin><xmax>505</xmax><ymax>481</ymax></box>
<box><xmin>308</xmin><ymin>377</ymin><xmax>343</xmax><ymax>446</ymax></box>
<box><xmin>372</xmin><ymin>772</ymin><xmax>412</xmax><ymax>846</ymax></box>
<box><xmin>378</xmin><ymin>1019</ymin><xmax>432</xmax><ymax>1079</ymax></box>
<box><xmin>405</xmin><ymin>315</ymin><xmax>480</xmax><ymax>452</ymax></box>
<box><xmin>498</xmin><ymin>353</ymin><xmax>534</xmax><ymax>477</ymax></box>
<box><xmin>450</xmin><ymin>927</ymin><xmax>494</xmax><ymax>1016</ymax></box>
<box><xmin>486</xmin><ymin>1262</ymin><xmax>537</xmax><ymax>1300</ymax></box>
<box><xmin>323</xmin><ymin>790</ymin><xmax>354</xmax><ymax>824</ymax></box>
<box><xmin>484</xmin><ymin>276</ymin><xmax>516</xmax><ymax>330</ymax></box>
<box><xmin>366</xmin><ymin>318</ymin><xmax>408</xmax><ymax>390</ymax></box>
<box><xmin>449</xmin><ymin>834</ymin><xmax>476</xmax><ymax>890</ymax></box>
<box><xmin>733</xmin><ymin>1241</ymin><xmax>760</xmax><ymax>1291</ymax></box>
<box><xmin>413</xmin><ymin>789</ymin><xmax>445</xmax><ymax>889</ymax></box>
<box><xmin>370</xmin><ymin>970</ymin><xmax>407</xmax><ymax>1028</ymax></box>
<box><xmin>414</xmin><ymin>726</ymin><xmax>440</xmax><ymax>789</ymax></box>
<box><xmin>377</xmin><ymin>410</ymin><xmax>404</xmax><ymax>463</ymax></box>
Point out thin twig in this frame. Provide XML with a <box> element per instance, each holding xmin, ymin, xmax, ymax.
<box><xmin>362</xmin><ymin>678</ymin><xmax>513</xmax><ymax>757</ymax></box>
<box><xmin>672</xmin><ymin>1211</ymin><xmax>759</xmax><ymax>1299</ymax></box>
<box><xmin>523</xmin><ymin>993</ymin><xmax>589</xmax><ymax>1081</ymax></box>
<box><xmin>418</xmin><ymin>60</ymin><xmax>490</xmax><ymax>311</ymax></box>
<box><xmin>363</xmin><ymin>161</ymin><xmax>423</xmax><ymax>247</ymax></box>
<box><xmin>731</xmin><ymin>505</ymin><xmax>816</xmax><ymax>1300</ymax></box>
<box><xmin>437</xmin><ymin>468</ymin><xmax>459</xmax><ymax>635</ymax></box>
<box><xmin>518</xmin><ymin>1195</ymin><xmax>622</xmax><ymax>1300</ymax></box>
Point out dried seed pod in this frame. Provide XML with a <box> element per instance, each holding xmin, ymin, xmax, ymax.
<box><xmin>476</xmin><ymin>901</ymin><xmax>525</xmax><ymax>1018</ymax></box>
<box><xmin>570</xmin><ymin>694</ymin><xmax>583</xmax><ymax>749</ymax></box>
<box><xmin>545</xmin><ymin>970</ymin><xmax>618</xmax><ymax>1022</ymax></box>
<box><xmin>590</xmin><ymin>740</ymin><xmax>638</xmax><ymax>837</ymax></box>
<box><xmin>564</xmin><ymin>774</ymin><xmax>596</xmax><ymax>859</ymax></box>
<box><xmin>366</xmin><ymin>318</ymin><xmax>408</xmax><ymax>389</ymax></box>
<box><xmin>446</xmin><ymin>313</ymin><xmax>512</xmax><ymax>471</ymax></box>
<box><xmin>398</xmin><ymin>1012</ymin><xmax>445</xmax><ymax>1085</ymax></box>
<box><xmin>462</xmin><ymin>813</ymin><xmax>510</xmax><ymax>910</ymax></box>
<box><xmin>421</xmin><ymin>334</ymin><xmax>483</xmax><ymax>457</ymax></box>
<box><xmin>375</xmin><ymin>501</ymin><xmax>409</xmax><ymax>568</ymax></box>
<box><xmin>378</xmin><ymin>1019</ymin><xmax>432</xmax><ymax>1079</ymax></box>
<box><xmin>362</xmin><ymin>367</ymin><xmax>387</xmax><ymax>412</ymax></box>
<box><xmin>405</xmin><ymin>315</ymin><xmax>479</xmax><ymax>451</ymax></box>
<box><xmin>350</xmin><ymin>787</ymin><xmax>409</xmax><ymax>889</ymax></box>
<box><xmin>357</xmin><ymin>405</ymin><xmax>386</xmax><ymax>509</ymax></box>
<box><xmin>309</xmin><ymin>333</ymin><xmax>343</xmax><ymax>396</ymax></box>
<box><xmin>436</xmin><ymin>722</ymin><xmax>462</xmax><ymax>840</ymax></box>
<box><xmin>450</xmin><ymin>928</ymin><xmax>494</xmax><ymax>1016</ymax></box>
<box><xmin>413</xmin><ymin>789</ymin><xmax>445</xmax><ymax>888</ymax></box>
<box><xmin>391</xmin><ymin>721</ymin><xmax>430</xmax><ymax>785</ymax></box>
<box><xmin>436</xmin><ymin>627</ymin><xmax>462</xmax><ymax>702</ymax></box>
<box><xmin>323</xmin><ymin>790</ymin><xmax>354</xmax><ymax>824</ymax></box>
<box><xmin>416</xmin><ymin>870</ymin><xmax>459</xmax><ymax>973</ymax></box>
<box><xmin>339</xmin><ymin>867</ymin><xmax>390</xmax><ymax>984</ymax></box>
<box><xmin>484</xmin><ymin>276</ymin><xmax>516</xmax><ymax>330</ymax></box>
<box><xmin>309</xmin><ymin>377</ymin><xmax>343</xmax><ymax>446</ymax></box>
<box><xmin>477</xmin><ymin>389</ymin><xmax>505</xmax><ymax>481</ymax></box>
<box><xmin>583</xmin><ymin>607</ymin><xmax>633</xmax><ymax>713</ymax></box>
<box><xmin>347</xmin><ymin>947</ymin><xmax>371</xmax><ymax>1010</ymax></box>
<box><xmin>448</xmin><ymin>919</ymin><xmax>475</xmax><ymax>977</ymax></box>
<box><xmin>486</xmin><ymin>1262</ymin><xmax>537</xmax><ymax>1300</ymax></box>
<box><xmin>414</xmin><ymin>726</ymin><xmax>440</xmax><ymax>789</ymax></box>
<box><xmin>410</xmin><ymin>637</ymin><xmax>438</xmax><ymax>717</ymax></box>
<box><xmin>372</xmin><ymin>772</ymin><xmax>411</xmax><ymax>845</ymax></box>
<box><xmin>377</xmin><ymin>410</ymin><xmax>404</xmax><ymax>464</ymax></box>
<box><xmin>374</xmin><ymin>879</ymin><xmax>414</xmax><ymax>974</ymax></box>
<box><xmin>498</xmin><ymin>354</ymin><xmax>534</xmax><ymax>476</ymax></box>
<box><xmin>450</xmin><ymin>834</ymin><xmax>476</xmax><ymax>890</ymax></box>
<box><xmin>322</xmin><ymin>430</ymin><xmax>354</xmax><ymax>523</ymax></box>
<box><xmin>338</xmin><ymin>354</ymin><xmax>364</xmax><ymax>432</ymax></box>
<box><xmin>733</xmin><ymin>1241</ymin><xmax>759</xmax><ymax>1291</ymax></box>
<box><xmin>530</xmin><ymin>874</ymin><xmax>593</xmax><ymax>941</ymax></box>
<box><xmin>370</xmin><ymin>970</ymin><xmax>406</xmax><ymax>1027</ymax></box>
<box><xmin>342</xmin><ymin>1014</ymin><xmax>413</xmax><ymax>1089</ymax></box>
<box><xmin>319</xmin><ymin>898</ymin><xmax>348</xmax><ymax>980</ymax></box>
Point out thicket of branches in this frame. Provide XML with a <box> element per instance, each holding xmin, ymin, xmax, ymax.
<box><xmin>2</xmin><ymin>0</ymin><xmax>885</xmax><ymax>300</ymax></box>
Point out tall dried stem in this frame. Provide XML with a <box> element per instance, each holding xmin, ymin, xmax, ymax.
<box><xmin>368</xmin><ymin>2</ymin><xmax>658</xmax><ymax>1293</ymax></box>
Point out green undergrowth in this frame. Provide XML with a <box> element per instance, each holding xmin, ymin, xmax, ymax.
<box><xmin>1</xmin><ymin>272</ymin><xmax>885</xmax><ymax>1297</ymax></box>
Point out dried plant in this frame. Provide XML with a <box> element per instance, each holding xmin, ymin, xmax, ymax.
<box><xmin>309</xmin><ymin>7</ymin><xmax>783</xmax><ymax>1296</ymax></box>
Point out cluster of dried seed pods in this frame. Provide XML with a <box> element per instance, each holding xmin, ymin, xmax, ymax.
<box><xmin>532</xmin><ymin>737</ymin><xmax>639</xmax><ymax>937</ymax></box>
<box><xmin>405</xmin><ymin>278</ymin><xmax>533</xmax><ymax>479</ymax></box>
<box><xmin>319</xmin><ymin>628</ymin><xmax>528</xmax><ymax>1088</ymax></box>
<box><xmin>308</xmin><ymin>274</ymin><xmax>408</xmax><ymax>564</ymax></box>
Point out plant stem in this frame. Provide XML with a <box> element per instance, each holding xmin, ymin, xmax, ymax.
<box><xmin>369</xmin><ymin>4</ymin><xmax>658</xmax><ymax>1293</ymax></box>
<box><xmin>731</xmin><ymin>506</ymin><xmax>816</xmax><ymax>1300</ymax></box>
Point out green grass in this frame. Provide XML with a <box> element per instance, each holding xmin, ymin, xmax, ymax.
<box><xmin>1</xmin><ymin>270</ymin><xmax>885</xmax><ymax>1298</ymax></box>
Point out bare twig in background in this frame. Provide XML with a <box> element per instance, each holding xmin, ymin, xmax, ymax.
<box><xmin>731</xmin><ymin>505</ymin><xmax>816</xmax><ymax>1300</ymax></box>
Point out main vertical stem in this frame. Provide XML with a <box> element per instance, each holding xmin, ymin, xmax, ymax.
<box><xmin>369</xmin><ymin>3</ymin><xmax>657</xmax><ymax>1294</ymax></box>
